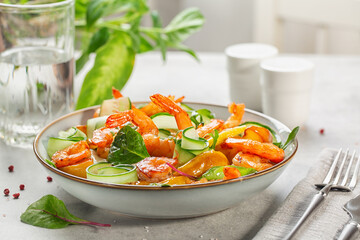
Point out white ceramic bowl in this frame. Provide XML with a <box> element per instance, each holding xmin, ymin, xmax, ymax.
<box><xmin>33</xmin><ymin>103</ymin><xmax>297</xmax><ymax>219</ymax></box>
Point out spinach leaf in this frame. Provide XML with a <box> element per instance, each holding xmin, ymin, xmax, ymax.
<box><xmin>20</xmin><ymin>195</ymin><xmax>111</xmax><ymax>229</ymax></box>
<box><xmin>108</xmin><ymin>125</ymin><xmax>150</xmax><ymax>164</ymax></box>
<box><xmin>281</xmin><ymin>126</ymin><xmax>300</xmax><ymax>150</ymax></box>
<box><xmin>75</xmin><ymin>32</ymin><xmax>135</xmax><ymax>109</ymax></box>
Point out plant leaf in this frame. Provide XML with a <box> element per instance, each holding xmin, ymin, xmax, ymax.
<box><xmin>86</xmin><ymin>0</ymin><xmax>148</xmax><ymax>28</ymax></box>
<box><xmin>75</xmin><ymin>32</ymin><xmax>135</xmax><ymax>109</ymax></box>
<box><xmin>165</xmin><ymin>8</ymin><xmax>205</xmax><ymax>43</ymax></box>
<box><xmin>107</xmin><ymin>125</ymin><xmax>150</xmax><ymax>164</ymax></box>
<box><xmin>151</xmin><ymin>11</ymin><xmax>166</xmax><ymax>61</ymax></box>
<box><xmin>20</xmin><ymin>195</ymin><xmax>111</xmax><ymax>229</ymax></box>
<box><xmin>87</xmin><ymin>27</ymin><xmax>110</xmax><ymax>53</ymax></box>
<box><xmin>75</xmin><ymin>53</ymin><xmax>89</xmax><ymax>74</ymax></box>
<box><xmin>168</xmin><ymin>42</ymin><xmax>200</xmax><ymax>62</ymax></box>
<box><xmin>75</xmin><ymin>0</ymin><xmax>89</xmax><ymax>20</ymax></box>
<box><xmin>138</xmin><ymin>34</ymin><xmax>154</xmax><ymax>53</ymax></box>
<box><xmin>281</xmin><ymin>126</ymin><xmax>300</xmax><ymax>150</ymax></box>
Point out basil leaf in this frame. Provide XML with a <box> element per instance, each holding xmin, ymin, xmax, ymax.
<box><xmin>281</xmin><ymin>126</ymin><xmax>300</xmax><ymax>150</ymax></box>
<box><xmin>21</xmin><ymin>195</ymin><xmax>110</xmax><ymax>229</ymax></box>
<box><xmin>202</xmin><ymin>166</ymin><xmax>256</xmax><ymax>181</ymax></box>
<box><xmin>165</xmin><ymin>8</ymin><xmax>205</xmax><ymax>43</ymax></box>
<box><xmin>75</xmin><ymin>32</ymin><xmax>135</xmax><ymax>109</ymax></box>
<box><xmin>108</xmin><ymin>125</ymin><xmax>150</xmax><ymax>164</ymax></box>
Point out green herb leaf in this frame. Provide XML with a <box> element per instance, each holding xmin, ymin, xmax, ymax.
<box><xmin>76</xmin><ymin>32</ymin><xmax>135</xmax><ymax>109</ymax></box>
<box><xmin>281</xmin><ymin>126</ymin><xmax>300</xmax><ymax>150</ymax></box>
<box><xmin>20</xmin><ymin>195</ymin><xmax>111</xmax><ymax>229</ymax></box>
<box><xmin>165</xmin><ymin>8</ymin><xmax>205</xmax><ymax>43</ymax></box>
<box><xmin>45</xmin><ymin>159</ymin><xmax>56</xmax><ymax>168</ymax></box>
<box><xmin>209</xmin><ymin>130</ymin><xmax>219</xmax><ymax>150</ymax></box>
<box><xmin>108</xmin><ymin>125</ymin><xmax>150</xmax><ymax>164</ymax></box>
<box><xmin>202</xmin><ymin>166</ymin><xmax>256</xmax><ymax>181</ymax></box>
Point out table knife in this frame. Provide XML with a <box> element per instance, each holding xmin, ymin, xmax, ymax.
<box><xmin>338</xmin><ymin>194</ymin><xmax>360</xmax><ymax>240</ymax></box>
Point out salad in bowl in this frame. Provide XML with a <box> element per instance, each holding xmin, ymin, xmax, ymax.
<box><xmin>34</xmin><ymin>88</ymin><xmax>298</xmax><ymax>218</ymax></box>
<box><xmin>44</xmin><ymin>88</ymin><xmax>297</xmax><ymax>187</ymax></box>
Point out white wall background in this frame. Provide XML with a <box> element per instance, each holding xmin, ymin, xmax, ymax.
<box><xmin>149</xmin><ymin>0</ymin><xmax>360</xmax><ymax>54</ymax></box>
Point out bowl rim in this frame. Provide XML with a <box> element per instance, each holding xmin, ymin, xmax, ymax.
<box><xmin>33</xmin><ymin>102</ymin><xmax>298</xmax><ymax>191</ymax></box>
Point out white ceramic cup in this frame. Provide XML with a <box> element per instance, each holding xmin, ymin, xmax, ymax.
<box><xmin>225</xmin><ymin>43</ymin><xmax>278</xmax><ymax>112</ymax></box>
<box><xmin>260</xmin><ymin>57</ymin><xmax>314</xmax><ymax>128</ymax></box>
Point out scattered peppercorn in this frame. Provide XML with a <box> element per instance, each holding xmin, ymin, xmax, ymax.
<box><xmin>47</xmin><ymin>176</ymin><xmax>53</xmax><ymax>182</ymax></box>
<box><xmin>8</xmin><ymin>165</ymin><xmax>14</xmax><ymax>172</ymax></box>
<box><xmin>13</xmin><ymin>193</ymin><xmax>20</xmax><ymax>199</ymax></box>
<box><xmin>4</xmin><ymin>189</ymin><xmax>10</xmax><ymax>196</ymax></box>
<box><xmin>19</xmin><ymin>184</ymin><xmax>25</xmax><ymax>190</ymax></box>
<box><xmin>320</xmin><ymin>128</ymin><xmax>325</xmax><ymax>135</ymax></box>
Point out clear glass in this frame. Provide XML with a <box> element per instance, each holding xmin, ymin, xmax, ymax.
<box><xmin>0</xmin><ymin>0</ymin><xmax>75</xmax><ymax>147</ymax></box>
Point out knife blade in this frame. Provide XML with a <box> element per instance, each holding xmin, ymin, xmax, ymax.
<box><xmin>338</xmin><ymin>194</ymin><xmax>360</xmax><ymax>240</ymax></box>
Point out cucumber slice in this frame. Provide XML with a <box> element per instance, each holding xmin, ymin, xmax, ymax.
<box><xmin>86</xmin><ymin>163</ymin><xmax>138</xmax><ymax>184</ymax></box>
<box><xmin>190</xmin><ymin>109</ymin><xmax>215</xmax><ymax>127</ymax></box>
<box><xmin>189</xmin><ymin>147</ymin><xmax>210</xmax><ymax>156</ymax></box>
<box><xmin>181</xmin><ymin>127</ymin><xmax>208</xmax><ymax>150</ymax></box>
<box><xmin>158</xmin><ymin>129</ymin><xmax>172</xmax><ymax>139</ymax></box>
<box><xmin>58</xmin><ymin>127</ymin><xmax>87</xmax><ymax>140</ymax></box>
<box><xmin>180</xmin><ymin>103</ymin><xmax>194</xmax><ymax>111</ymax></box>
<box><xmin>47</xmin><ymin>137</ymin><xmax>77</xmax><ymax>158</ymax></box>
<box><xmin>99</xmin><ymin>97</ymin><xmax>132</xmax><ymax>116</ymax></box>
<box><xmin>87</xmin><ymin>115</ymin><xmax>109</xmax><ymax>139</ymax></box>
<box><xmin>151</xmin><ymin>112</ymin><xmax>178</xmax><ymax>130</ymax></box>
<box><xmin>174</xmin><ymin>141</ymin><xmax>196</xmax><ymax>165</ymax></box>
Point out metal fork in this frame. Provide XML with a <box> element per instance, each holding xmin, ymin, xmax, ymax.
<box><xmin>284</xmin><ymin>148</ymin><xmax>360</xmax><ymax>240</ymax></box>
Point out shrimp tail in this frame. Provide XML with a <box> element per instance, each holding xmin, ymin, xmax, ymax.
<box><xmin>150</xmin><ymin>94</ymin><xmax>192</xmax><ymax>130</ymax></box>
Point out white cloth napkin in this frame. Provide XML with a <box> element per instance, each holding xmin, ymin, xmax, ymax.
<box><xmin>253</xmin><ymin>148</ymin><xmax>360</xmax><ymax>240</ymax></box>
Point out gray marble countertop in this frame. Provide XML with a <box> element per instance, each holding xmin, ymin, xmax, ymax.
<box><xmin>1</xmin><ymin>52</ymin><xmax>360</xmax><ymax>240</ymax></box>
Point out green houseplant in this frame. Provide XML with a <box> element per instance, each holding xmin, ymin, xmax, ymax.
<box><xmin>75</xmin><ymin>0</ymin><xmax>204</xmax><ymax>109</ymax></box>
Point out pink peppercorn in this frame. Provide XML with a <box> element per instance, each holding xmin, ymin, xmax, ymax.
<box><xmin>4</xmin><ymin>189</ymin><xmax>10</xmax><ymax>196</ymax></box>
<box><xmin>8</xmin><ymin>165</ymin><xmax>14</xmax><ymax>172</ymax></box>
<box><xmin>19</xmin><ymin>184</ymin><xmax>25</xmax><ymax>190</ymax></box>
<box><xmin>320</xmin><ymin>128</ymin><xmax>325</xmax><ymax>135</ymax></box>
<box><xmin>47</xmin><ymin>176</ymin><xmax>53</xmax><ymax>182</ymax></box>
<box><xmin>13</xmin><ymin>193</ymin><xmax>20</xmax><ymax>199</ymax></box>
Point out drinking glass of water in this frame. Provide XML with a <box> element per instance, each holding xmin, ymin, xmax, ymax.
<box><xmin>0</xmin><ymin>0</ymin><xmax>75</xmax><ymax>147</ymax></box>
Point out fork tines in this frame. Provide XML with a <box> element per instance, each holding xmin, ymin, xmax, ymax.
<box><xmin>315</xmin><ymin>148</ymin><xmax>360</xmax><ymax>191</ymax></box>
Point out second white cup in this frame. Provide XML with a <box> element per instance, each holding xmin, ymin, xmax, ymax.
<box><xmin>260</xmin><ymin>57</ymin><xmax>314</xmax><ymax>128</ymax></box>
<box><xmin>225</xmin><ymin>43</ymin><xmax>278</xmax><ymax>112</ymax></box>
